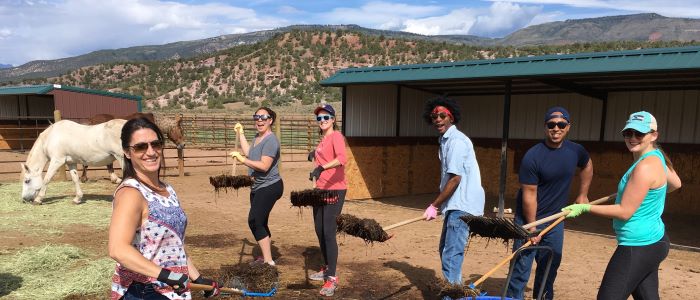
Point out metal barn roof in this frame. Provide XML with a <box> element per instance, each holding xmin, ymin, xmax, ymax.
<box><xmin>0</xmin><ymin>84</ymin><xmax>141</xmax><ymax>101</ymax></box>
<box><xmin>320</xmin><ymin>46</ymin><xmax>700</xmax><ymax>97</ymax></box>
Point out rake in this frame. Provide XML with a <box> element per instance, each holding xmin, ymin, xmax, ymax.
<box><xmin>208</xmin><ymin>130</ymin><xmax>253</xmax><ymax>192</ymax></box>
<box><xmin>337</xmin><ymin>214</ymin><xmax>425</xmax><ymax>243</ymax></box>
<box><xmin>461</xmin><ymin>193</ymin><xmax>616</xmax><ymax>241</ymax></box>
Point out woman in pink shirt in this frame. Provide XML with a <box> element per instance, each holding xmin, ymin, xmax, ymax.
<box><xmin>307</xmin><ymin>104</ymin><xmax>347</xmax><ymax>297</ymax></box>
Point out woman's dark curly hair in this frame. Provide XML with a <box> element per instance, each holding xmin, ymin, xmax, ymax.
<box><xmin>423</xmin><ymin>96</ymin><xmax>462</xmax><ymax>125</ymax></box>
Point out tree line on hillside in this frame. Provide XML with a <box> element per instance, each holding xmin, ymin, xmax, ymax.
<box><xmin>9</xmin><ymin>29</ymin><xmax>700</xmax><ymax>110</ymax></box>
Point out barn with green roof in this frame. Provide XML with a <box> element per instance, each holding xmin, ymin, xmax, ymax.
<box><xmin>320</xmin><ymin>45</ymin><xmax>700</xmax><ymax>217</ymax></box>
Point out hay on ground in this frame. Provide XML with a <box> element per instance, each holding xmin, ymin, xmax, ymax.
<box><xmin>219</xmin><ymin>262</ymin><xmax>279</xmax><ymax>293</ymax></box>
<box><xmin>336</xmin><ymin>213</ymin><xmax>391</xmax><ymax>243</ymax></box>
<box><xmin>209</xmin><ymin>175</ymin><xmax>253</xmax><ymax>193</ymax></box>
<box><xmin>433</xmin><ymin>279</ymin><xmax>481</xmax><ymax>299</ymax></box>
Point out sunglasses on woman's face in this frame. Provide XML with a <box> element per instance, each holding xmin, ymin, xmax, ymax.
<box><xmin>546</xmin><ymin>121</ymin><xmax>569</xmax><ymax>129</ymax></box>
<box><xmin>430</xmin><ymin>112</ymin><xmax>448</xmax><ymax>120</ymax></box>
<box><xmin>622</xmin><ymin>129</ymin><xmax>648</xmax><ymax>139</ymax></box>
<box><xmin>316</xmin><ymin>114</ymin><xmax>333</xmax><ymax>122</ymax></box>
<box><xmin>253</xmin><ymin>114</ymin><xmax>271</xmax><ymax>121</ymax></box>
<box><xmin>129</xmin><ymin>140</ymin><xmax>163</xmax><ymax>154</ymax></box>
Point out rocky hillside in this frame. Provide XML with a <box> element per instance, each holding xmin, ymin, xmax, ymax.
<box><xmin>11</xmin><ymin>29</ymin><xmax>698</xmax><ymax>111</ymax></box>
<box><xmin>501</xmin><ymin>13</ymin><xmax>700</xmax><ymax>45</ymax></box>
<box><xmin>4</xmin><ymin>13</ymin><xmax>700</xmax><ymax>83</ymax></box>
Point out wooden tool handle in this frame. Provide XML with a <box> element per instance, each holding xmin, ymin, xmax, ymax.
<box><xmin>383</xmin><ymin>216</ymin><xmax>425</xmax><ymax>231</ymax></box>
<box><xmin>471</xmin><ymin>214</ymin><xmax>567</xmax><ymax>287</ymax></box>
<box><xmin>232</xmin><ymin>131</ymin><xmax>239</xmax><ymax>176</ymax></box>
<box><xmin>522</xmin><ymin>193</ymin><xmax>616</xmax><ymax>230</ymax></box>
<box><xmin>190</xmin><ymin>283</ymin><xmax>243</xmax><ymax>295</ymax></box>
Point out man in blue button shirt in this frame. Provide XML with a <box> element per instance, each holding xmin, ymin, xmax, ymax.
<box><xmin>506</xmin><ymin>106</ymin><xmax>593</xmax><ymax>300</ymax></box>
<box><xmin>422</xmin><ymin>96</ymin><xmax>485</xmax><ymax>287</ymax></box>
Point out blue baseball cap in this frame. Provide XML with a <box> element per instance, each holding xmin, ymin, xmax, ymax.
<box><xmin>314</xmin><ymin>104</ymin><xmax>336</xmax><ymax>116</ymax></box>
<box><xmin>622</xmin><ymin>111</ymin><xmax>657</xmax><ymax>133</ymax></box>
<box><xmin>545</xmin><ymin>106</ymin><xmax>570</xmax><ymax>123</ymax></box>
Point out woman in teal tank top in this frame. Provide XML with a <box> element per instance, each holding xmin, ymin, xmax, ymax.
<box><xmin>562</xmin><ymin>111</ymin><xmax>681</xmax><ymax>300</ymax></box>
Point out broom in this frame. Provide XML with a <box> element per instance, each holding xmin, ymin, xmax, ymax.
<box><xmin>209</xmin><ymin>129</ymin><xmax>253</xmax><ymax>192</ymax></box>
<box><xmin>336</xmin><ymin>214</ymin><xmax>425</xmax><ymax>243</ymax></box>
<box><xmin>460</xmin><ymin>193</ymin><xmax>616</xmax><ymax>241</ymax></box>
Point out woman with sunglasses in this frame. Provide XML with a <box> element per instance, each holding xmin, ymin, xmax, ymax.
<box><xmin>563</xmin><ymin>111</ymin><xmax>681</xmax><ymax>300</ymax></box>
<box><xmin>306</xmin><ymin>104</ymin><xmax>347</xmax><ymax>297</ymax></box>
<box><xmin>109</xmin><ymin>118</ymin><xmax>219</xmax><ymax>300</ymax></box>
<box><xmin>230</xmin><ymin>107</ymin><xmax>283</xmax><ymax>266</ymax></box>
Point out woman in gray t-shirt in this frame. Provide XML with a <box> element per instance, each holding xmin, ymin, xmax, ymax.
<box><xmin>230</xmin><ymin>107</ymin><xmax>283</xmax><ymax>266</ymax></box>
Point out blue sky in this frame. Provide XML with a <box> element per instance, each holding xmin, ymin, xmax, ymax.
<box><xmin>1</xmin><ymin>0</ymin><xmax>699</xmax><ymax>66</ymax></box>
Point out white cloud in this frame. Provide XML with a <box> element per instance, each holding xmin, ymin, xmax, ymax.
<box><xmin>399</xmin><ymin>2</ymin><xmax>541</xmax><ymax>37</ymax></box>
<box><xmin>318</xmin><ymin>1</ymin><xmax>442</xmax><ymax>30</ymax></box>
<box><xmin>470</xmin><ymin>2</ymin><xmax>542</xmax><ymax>37</ymax></box>
<box><xmin>492</xmin><ymin>0</ymin><xmax>700</xmax><ymax>18</ymax></box>
<box><xmin>0</xmin><ymin>0</ymin><xmax>288</xmax><ymax>65</ymax></box>
<box><xmin>278</xmin><ymin>5</ymin><xmax>304</xmax><ymax>15</ymax></box>
<box><xmin>403</xmin><ymin>9</ymin><xmax>478</xmax><ymax>35</ymax></box>
<box><xmin>0</xmin><ymin>28</ymin><xmax>10</xmax><ymax>39</ymax></box>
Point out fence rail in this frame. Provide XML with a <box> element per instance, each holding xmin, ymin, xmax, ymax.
<box><xmin>1</xmin><ymin>113</ymin><xmax>342</xmax><ymax>176</ymax></box>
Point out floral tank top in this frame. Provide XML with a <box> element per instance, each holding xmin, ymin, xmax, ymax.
<box><xmin>110</xmin><ymin>178</ymin><xmax>190</xmax><ymax>300</ymax></box>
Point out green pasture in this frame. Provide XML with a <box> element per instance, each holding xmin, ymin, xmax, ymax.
<box><xmin>0</xmin><ymin>181</ymin><xmax>115</xmax><ymax>299</ymax></box>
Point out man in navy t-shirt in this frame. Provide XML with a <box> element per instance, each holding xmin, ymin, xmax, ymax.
<box><xmin>506</xmin><ymin>106</ymin><xmax>593</xmax><ymax>300</ymax></box>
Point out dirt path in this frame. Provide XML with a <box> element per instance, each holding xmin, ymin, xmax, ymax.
<box><xmin>1</xmin><ymin>154</ymin><xmax>698</xmax><ymax>299</ymax></box>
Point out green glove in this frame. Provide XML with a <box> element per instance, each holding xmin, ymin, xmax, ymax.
<box><xmin>561</xmin><ymin>203</ymin><xmax>591</xmax><ymax>218</ymax></box>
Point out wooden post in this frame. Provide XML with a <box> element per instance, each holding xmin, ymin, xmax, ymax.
<box><xmin>53</xmin><ymin>110</ymin><xmax>68</xmax><ymax>181</ymax></box>
<box><xmin>178</xmin><ymin>148</ymin><xmax>184</xmax><ymax>177</ymax></box>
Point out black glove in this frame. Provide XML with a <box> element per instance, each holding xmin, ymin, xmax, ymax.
<box><xmin>194</xmin><ymin>276</ymin><xmax>221</xmax><ymax>298</ymax></box>
<box><xmin>307</xmin><ymin>150</ymin><xmax>316</xmax><ymax>162</ymax></box>
<box><xmin>309</xmin><ymin>166</ymin><xmax>324</xmax><ymax>181</ymax></box>
<box><xmin>158</xmin><ymin>269</ymin><xmax>190</xmax><ymax>295</ymax></box>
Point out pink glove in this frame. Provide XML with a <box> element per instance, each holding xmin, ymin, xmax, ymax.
<box><xmin>423</xmin><ymin>204</ymin><xmax>438</xmax><ymax>220</ymax></box>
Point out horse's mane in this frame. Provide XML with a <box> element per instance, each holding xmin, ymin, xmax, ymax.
<box><xmin>155</xmin><ymin>117</ymin><xmax>177</xmax><ymax>135</ymax></box>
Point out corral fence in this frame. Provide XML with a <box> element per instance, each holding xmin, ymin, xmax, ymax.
<box><xmin>0</xmin><ymin>111</ymin><xmax>341</xmax><ymax>176</ymax></box>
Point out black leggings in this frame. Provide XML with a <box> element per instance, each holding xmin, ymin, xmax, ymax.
<box><xmin>312</xmin><ymin>189</ymin><xmax>346</xmax><ymax>277</ymax></box>
<box><xmin>597</xmin><ymin>234</ymin><xmax>670</xmax><ymax>300</ymax></box>
<box><xmin>248</xmin><ymin>180</ymin><xmax>283</xmax><ymax>241</ymax></box>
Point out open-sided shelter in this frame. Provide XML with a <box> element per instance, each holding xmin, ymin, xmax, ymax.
<box><xmin>320</xmin><ymin>46</ymin><xmax>700</xmax><ymax>216</ymax></box>
<box><xmin>0</xmin><ymin>84</ymin><xmax>141</xmax><ymax>150</ymax></box>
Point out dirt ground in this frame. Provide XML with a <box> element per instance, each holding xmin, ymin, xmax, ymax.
<box><xmin>1</xmin><ymin>150</ymin><xmax>699</xmax><ymax>299</ymax></box>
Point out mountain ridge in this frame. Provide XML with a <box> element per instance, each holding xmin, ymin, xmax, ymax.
<box><xmin>5</xmin><ymin>13</ymin><xmax>700</xmax><ymax>82</ymax></box>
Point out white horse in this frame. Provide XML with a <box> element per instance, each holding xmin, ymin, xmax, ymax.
<box><xmin>20</xmin><ymin>119</ymin><xmax>126</xmax><ymax>204</ymax></box>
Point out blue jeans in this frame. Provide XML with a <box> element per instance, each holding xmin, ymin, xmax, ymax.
<box><xmin>439</xmin><ymin>210</ymin><xmax>470</xmax><ymax>285</ymax></box>
<box><xmin>121</xmin><ymin>283</ymin><xmax>170</xmax><ymax>300</ymax></box>
<box><xmin>506</xmin><ymin>213</ymin><xmax>563</xmax><ymax>300</ymax></box>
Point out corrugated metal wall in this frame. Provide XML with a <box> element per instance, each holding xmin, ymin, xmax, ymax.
<box><xmin>605</xmin><ymin>90</ymin><xmax>700</xmax><ymax>143</ymax></box>
<box><xmin>0</xmin><ymin>95</ymin><xmax>20</xmax><ymax>118</ymax></box>
<box><xmin>0</xmin><ymin>95</ymin><xmax>54</xmax><ymax>118</ymax></box>
<box><xmin>345</xmin><ymin>85</ymin><xmax>396</xmax><ymax>136</ymax></box>
<box><xmin>51</xmin><ymin>90</ymin><xmax>138</xmax><ymax>121</ymax></box>
<box><xmin>509</xmin><ymin>93</ymin><xmax>602</xmax><ymax>141</ymax></box>
<box><xmin>349</xmin><ymin>86</ymin><xmax>700</xmax><ymax>144</ymax></box>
